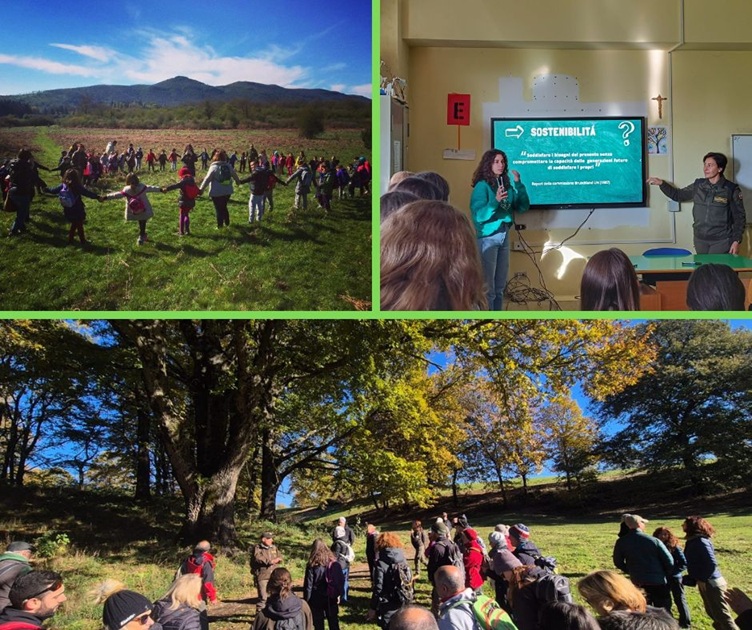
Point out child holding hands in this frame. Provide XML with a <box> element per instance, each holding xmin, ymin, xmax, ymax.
<box><xmin>103</xmin><ymin>173</ymin><xmax>162</xmax><ymax>245</ymax></box>
<box><xmin>163</xmin><ymin>167</ymin><xmax>201</xmax><ymax>235</ymax></box>
<box><xmin>44</xmin><ymin>167</ymin><xmax>103</xmax><ymax>245</ymax></box>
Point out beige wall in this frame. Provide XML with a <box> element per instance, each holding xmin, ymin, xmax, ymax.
<box><xmin>381</xmin><ymin>0</ymin><xmax>752</xmax><ymax>304</ymax></box>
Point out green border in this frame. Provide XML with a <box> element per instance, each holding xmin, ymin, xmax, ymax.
<box><xmin>372</xmin><ymin>0</ymin><xmax>381</xmax><ymax>315</ymax></box>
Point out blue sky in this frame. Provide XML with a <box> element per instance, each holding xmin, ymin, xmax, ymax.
<box><xmin>0</xmin><ymin>0</ymin><xmax>371</xmax><ymax>97</ymax></box>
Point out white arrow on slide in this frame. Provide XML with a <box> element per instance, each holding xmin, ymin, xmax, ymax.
<box><xmin>505</xmin><ymin>125</ymin><xmax>524</xmax><ymax>139</ymax></box>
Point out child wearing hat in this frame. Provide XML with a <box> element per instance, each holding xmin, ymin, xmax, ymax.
<box><xmin>163</xmin><ymin>167</ymin><xmax>201</xmax><ymax>236</ymax></box>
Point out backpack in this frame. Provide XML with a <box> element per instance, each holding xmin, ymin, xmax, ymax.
<box><xmin>300</xmin><ymin>168</ymin><xmax>313</xmax><ymax>189</ymax></box>
<box><xmin>389</xmin><ymin>561</ymin><xmax>414</xmax><ymax>605</ymax></box>
<box><xmin>437</xmin><ymin>539</ymin><xmax>464</xmax><ymax>571</ymax></box>
<box><xmin>448</xmin><ymin>594</ymin><xmax>517</xmax><ymax>630</ymax></box>
<box><xmin>325</xmin><ymin>560</ymin><xmax>345</xmax><ymax>599</ymax></box>
<box><xmin>274</xmin><ymin>613</ymin><xmax>305</xmax><ymax>630</ymax></box>
<box><xmin>533</xmin><ymin>573</ymin><xmax>573</xmax><ymax>605</ymax></box>
<box><xmin>216</xmin><ymin>163</ymin><xmax>232</xmax><ymax>185</ymax></box>
<box><xmin>58</xmin><ymin>184</ymin><xmax>77</xmax><ymax>208</ymax></box>
<box><xmin>123</xmin><ymin>188</ymin><xmax>146</xmax><ymax>214</ymax></box>
<box><xmin>184</xmin><ymin>180</ymin><xmax>200</xmax><ymax>200</ymax></box>
<box><xmin>533</xmin><ymin>555</ymin><xmax>558</xmax><ymax>573</ymax></box>
<box><xmin>9</xmin><ymin>160</ymin><xmax>34</xmax><ymax>190</ymax></box>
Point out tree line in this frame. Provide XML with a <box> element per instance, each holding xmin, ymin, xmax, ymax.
<box><xmin>1</xmin><ymin>320</ymin><xmax>749</xmax><ymax>547</ymax></box>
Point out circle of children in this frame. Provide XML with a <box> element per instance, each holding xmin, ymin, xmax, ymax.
<box><xmin>1</xmin><ymin>513</ymin><xmax>750</xmax><ymax>630</ymax></box>
<box><xmin>1</xmin><ymin>141</ymin><xmax>371</xmax><ymax>245</ymax></box>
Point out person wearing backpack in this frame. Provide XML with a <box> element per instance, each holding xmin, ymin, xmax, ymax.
<box><xmin>103</xmin><ymin>173</ymin><xmax>162</xmax><ymax>245</ymax></box>
<box><xmin>286</xmin><ymin>163</ymin><xmax>314</xmax><ymax>211</ymax></box>
<box><xmin>0</xmin><ymin>570</ymin><xmax>67</xmax><ymax>630</ymax></box>
<box><xmin>44</xmin><ymin>167</ymin><xmax>103</xmax><ymax>245</ymax></box>
<box><xmin>428</xmin><ymin>522</ymin><xmax>464</xmax><ymax>615</ymax></box>
<box><xmin>487</xmin><ymin>532</ymin><xmax>522</xmax><ymax>613</ymax></box>
<box><xmin>316</xmin><ymin>161</ymin><xmax>337</xmax><ymax>212</ymax></box>
<box><xmin>199</xmin><ymin>149</ymin><xmax>241</xmax><ymax>229</ymax></box>
<box><xmin>252</xmin><ymin>567</ymin><xmax>313</xmax><ymax>630</ymax></box>
<box><xmin>331</xmin><ymin>527</ymin><xmax>354</xmax><ymax>603</ymax></box>
<box><xmin>252</xmin><ymin>532</ymin><xmax>284</xmax><ymax>612</ymax></box>
<box><xmin>367</xmin><ymin>533</ymin><xmax>414</xmax><ymax>629</ymax></box>
<box><xmin>163</xmin><ymin>167</ymin><xmax>202</xmax><ymax>236</ymax></box>
<box><xmin>176</xmin><ymin>540</ymin><xmax>217</xmax><ymax>605</ymax></box>
<box><xmin>303</xmin><ymin>539</ymin><xmax>343</xmax><ymax>630</ymax></box>
<box><xmin>436</xmin><ymin>565</ymin><xmax>517</xmax><ymax>630</ymax></box>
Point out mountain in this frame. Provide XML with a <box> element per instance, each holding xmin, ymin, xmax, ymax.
<box><xmin>1</xmin><ymin>76</ymin><xmax>368</xmax><ymax>112</ymax></box>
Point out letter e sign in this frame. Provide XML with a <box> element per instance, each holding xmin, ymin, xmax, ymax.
<box><xmin>447</xmin><ymin>94</ymin><xmax>471</xmax><ymax>126</ymax></box>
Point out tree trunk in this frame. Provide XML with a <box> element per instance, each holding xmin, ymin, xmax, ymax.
<box><xmin>259</xmin><ymin>430</ymin><xmax>281</xmax><ymax>522</ymax></box>
<box><xmin>182</xmin><ymin>466</ymin><xmax>242</xmax><ymax>545</ymax></box>
<box><xmin>521</xmin><ymin>473</ymin><xmax>528</xmax><ymax>495</ymax></box>
<box><xmin>452</xmin><ymin>468</ymin><xmax>459</xmax><ymax>506</ymax></box>
<box><xmin>134</xmin><ymin>396</ymin><xmax>152</xmax><ymax>500</ymax></box>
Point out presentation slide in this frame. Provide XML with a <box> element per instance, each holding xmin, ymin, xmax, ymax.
<box><xmin>491</xmin><ymin>117</ymin><xmax>647</xmax><ymax>209</ymax></box>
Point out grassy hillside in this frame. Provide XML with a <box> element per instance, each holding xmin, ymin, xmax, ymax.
<box><xmin>1</xmin><ymin>474</ymin><xmax>750</xmax><ymax>630</ymax></box>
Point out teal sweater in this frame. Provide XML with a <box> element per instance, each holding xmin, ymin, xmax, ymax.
<box><xmin>470</xmin><ymin>179</ymin><xmax>530</xmax><ymax>238</ymax></box>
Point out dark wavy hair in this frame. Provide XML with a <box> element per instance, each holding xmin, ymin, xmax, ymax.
<box><xmin>580</xmin><ymin>248</ymin><xmax>640</xmax><ymax>311</ymax></box>
<box><xmin>472</xmin><ymin>149</ymin><xmax>509</xmax><ymax>189</ymax></box>
<box><xmin>683</xmin><ymin>516</ymin><xmax>715</xmax><ymax>538</ymax></box>
<box><xmin>652</xmin><ymin>527</ymin><xmax>679</xmax><ymax>550</ymax></box>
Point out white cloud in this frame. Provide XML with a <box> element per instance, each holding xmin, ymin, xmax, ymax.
<box><xmin>349</xmin><ymin>84</ymin><xmax>373</xmax><ymax>98</ymax></box>
<box><xmin>49</xmin><ymin>43</ymin><xmax>115</xmax><ymax>62</ymax></box>
<box><xmin>0</xmin><ymin>53</ymin><xmax>95</xmax><ymax>77</ymax></box>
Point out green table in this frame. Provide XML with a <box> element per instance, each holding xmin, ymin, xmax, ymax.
<box><xmin>630</xmin><ymin>253</ymin><xmax>752</xmax><ymax>274</ymax></box>
<box><xmin>628</xmin><ymin>253</ymin><xmax>752</xmax><ymax>310</ymax></box>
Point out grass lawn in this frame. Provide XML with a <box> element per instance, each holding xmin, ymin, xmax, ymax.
<box><xmin>3</xmin><ymin>485</ymin><xmax>749</xmax><ymax>630</ymax></box>
<box><xmin>0</xmin><ymin>127</ymin><xmax>372</xmax><ymax>311</ymax></box>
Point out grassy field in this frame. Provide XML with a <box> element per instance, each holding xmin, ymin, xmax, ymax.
<box><xmin>0</xmin><ymin>127</ymin><xmax>371</xmax><ymax>311</ymax></box>
<box><xmin>2</xmin><ymin>483</ymin><xmax>750</xmax><ymax>630</ymax></box>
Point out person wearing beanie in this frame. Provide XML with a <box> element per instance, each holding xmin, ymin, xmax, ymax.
<box><xmin>100</xmin><ymin>585</ymin><xmax>156</xmax><ymax>630</ymax></box>
<box><xmin>458</xmin><ymin>528</ymin><xmax>485</xmax><ymax>593</ymax></box>
<box><xmin>487</xmin><ymin>534</ymin><xmax>522</xmax><ymax>612</ymax></box>
<box><xmin>252</xmin><ymin>567</ymin><xmax>312</xmax><ymax>630</ymax></box>
<box><xmin>252</xmin><ymin>533</ymin><xmax>284</xmax><ymax>612</ymax></box>
<box><xmin>509</xmin><ymin>523</ymin><xmax>545</xmax><ymax>567</ymax></box>
<box><xmin>176</xmin><ymin>540</ymin><xmax>217</xmax><ymax>605</ymax></box>
<box><xmin>0</xmin><ymin>541</ymin><xmax>34</xmax><ymax>611</ymax></box>
<box><xmin>0</xmin><ymin>570</ymin><xmax>66</xmax><ymax>630</ymax></box>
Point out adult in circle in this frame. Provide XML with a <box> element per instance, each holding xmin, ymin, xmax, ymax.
<box><xmin>470</xmin><ymin>149</ymin><xmax>530</xmax><ymax>310</ymax></box>
<box><xmin>198</xmin><ymin>149</ymin><xmax>241</xmax><ymax>229</ymax></box>
<box><xmin>647</xmin><ymin>152</ymin><xmax>746</xmax><ymax>254</ymax></box>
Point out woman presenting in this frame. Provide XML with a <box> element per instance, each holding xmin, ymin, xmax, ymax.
<box><xmin>647</xmin><ymin>152</ymin><xmax>745</xmax><ymax>254</ymax></box>
<box><xmin>470</xmin><ymin>149</ymin><xmax>529</xmax><ymax>310</ymax></box>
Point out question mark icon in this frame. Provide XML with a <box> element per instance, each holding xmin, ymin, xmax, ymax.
<box><xmin>619</xmin><ymin>121</ymin><xmax>635</xmax><ymax>146</ymax></box>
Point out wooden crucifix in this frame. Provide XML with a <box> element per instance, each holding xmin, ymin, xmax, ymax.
<box><xmin>652</xmin><ymin>94</ymin><xmax>668</xmax><ymax>119</ymax></box>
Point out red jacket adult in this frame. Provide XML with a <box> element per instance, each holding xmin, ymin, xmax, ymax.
<box><xmin>462</xmin><ymin>529</ymin><xmax>485</xmax><ymax>591</ymax></box>
<box><xmin>180</xmin><ymin>550</ymin><xmax>217</xmax><ymax>603</ymax></box>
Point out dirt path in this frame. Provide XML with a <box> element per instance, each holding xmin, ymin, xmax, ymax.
<box><xmin>206</xmin><ymin>561</ymin><xmax>375</xmax><ymax>630</ymax></box>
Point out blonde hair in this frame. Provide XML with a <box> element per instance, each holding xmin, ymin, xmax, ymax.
<box><xmin>163</xmin><ymin>574</ymin><xmax>202</xmax><ymax>611</ymax></box>
<box><xmin>577</xmin><ymin>570</ymin><xmax>647</xmax><ymax>615</ymax></box>
<box><xmin>380</xmin><ymin>200</ymin><xmax>486</xmax><ymax>311</ymax></box>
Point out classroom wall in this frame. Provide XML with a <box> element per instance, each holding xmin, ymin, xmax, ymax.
<box><xmin>381</xmin><ymin>0</ymin><xmax>752</xmax><ymax>304</ymax></box>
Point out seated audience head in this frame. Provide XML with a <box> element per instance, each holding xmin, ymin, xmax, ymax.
<box><xmin>381</xmin><ymin>200</ymin><xmax>486</xmax><ymax>311</ymax></box>
<box><xmin>414</xmin><ymin>171</ymin><xmax>450</xmax><ymax>201</ymax></box>
<box><xmin>597</xmin><ymin>609</ymin><xmax>680</xmax><ymax>630</ymax></box>
<box><xmin>388</xmin><ymin>605</ymin><xmax>439</xmax><ymax>630</ymax></box>
<box><xmin>577</xmin><ymin>570</ymin><xmax>647</xmax><ymax>616</ymax></box>
<box><xmin>388</xmin><ymin>170</ymin><xmax>414</xmax><ymax>190</ymax></box>
<box><xmin>580</xmin><ymin>248</ymin><xmax>640</xmax><ymax>311</ymax></box>
<box><xmin>393</xmin><ymin>176</ymin><xmax>443</xmax><ymax>201</ymax></box>
<box><xmin>538</xmin><ymin>601</ymin><xmax>601</xmax><ymax>630</ymax></box>
<box><xmin>8</xmin><ymin>571</ymin><xmax>66</xmax><ymax>620</ymax></box>
<box><xmin>380</xmin><ymin>190</ymin><xmax>420</xmax><ymax>222</ymax></box>
<box><xmin>686</xmin><ymin>263</ymin><xmax>745</xmax><ymax>310</ymax></box>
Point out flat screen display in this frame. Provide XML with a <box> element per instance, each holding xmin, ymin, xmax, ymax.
<box><xmin>491</xmin><ymin>117</ymin><xmax>647</xmax><ymax>209</ymax></box>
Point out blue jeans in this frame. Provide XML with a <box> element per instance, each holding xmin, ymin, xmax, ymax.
<box><xmin>249</xmin><ymin>194</ymin><xmax>265</xmax><ymax>221</ymax></box>
<box><xmin>478</xmin><ymin>228</ymin><xmax>510</xmax><ymax>310</ymax></box>
<box><xmin>341</xmin><ymin>566</ymin><xmax>349</xmax><ymax>602</ymax></box>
